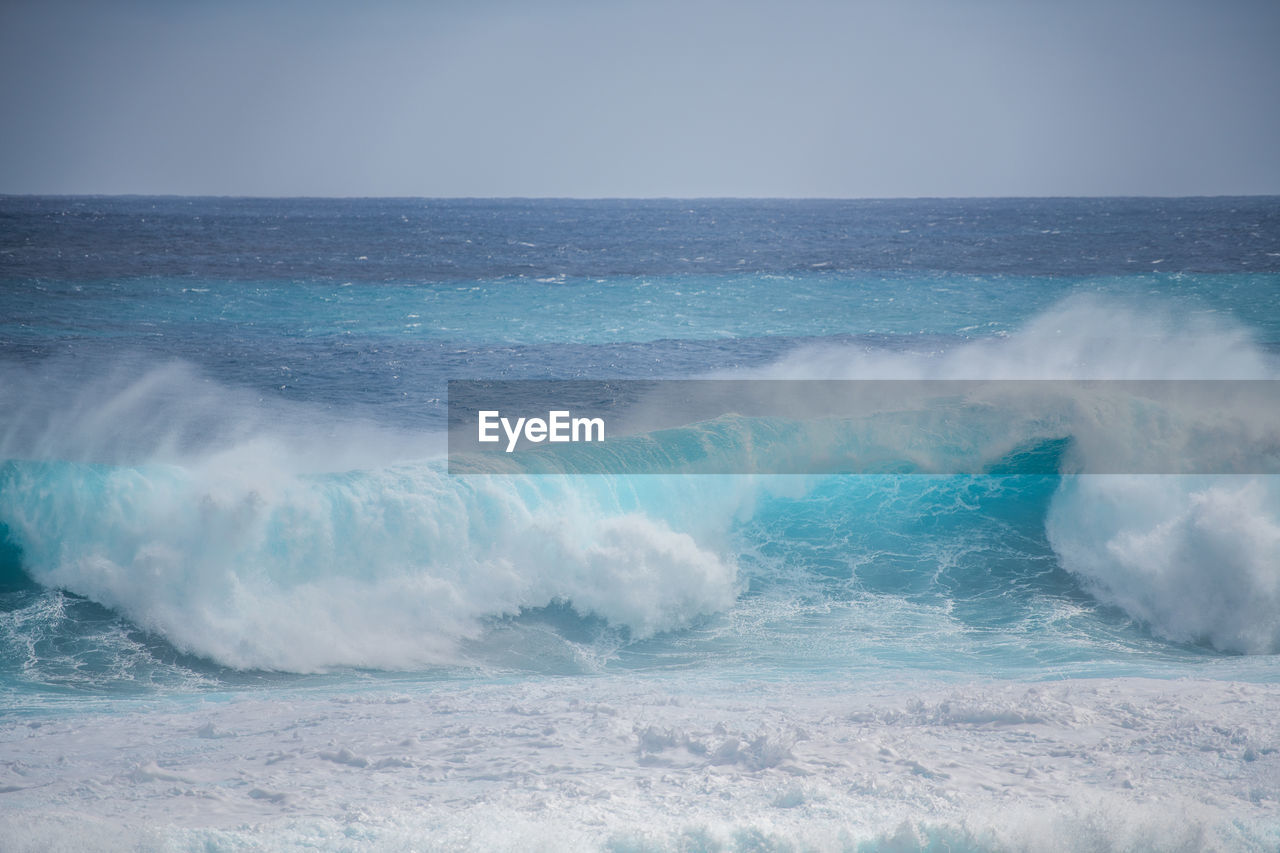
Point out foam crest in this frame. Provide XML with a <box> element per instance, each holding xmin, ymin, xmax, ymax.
<box><xmin>0</xmin><ymin>460</ymin><xmax>740</xmax><ymax>671</ymax></box>
<box><xmin>1048</xmin><ymin>477</ymin><xmax>1280</xmax><ymax>653</ymax></box>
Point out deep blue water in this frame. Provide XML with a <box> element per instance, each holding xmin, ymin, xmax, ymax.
<box><xmin>1</xmin><ymin>196</ymin><xmax>1278</xmax><ymax>698</ymax></box>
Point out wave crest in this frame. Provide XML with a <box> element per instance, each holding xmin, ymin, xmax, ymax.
<box><xmin>0</xmin><ymin>460</ymin><xmax>740</xmax><ymax>671</ymax></box>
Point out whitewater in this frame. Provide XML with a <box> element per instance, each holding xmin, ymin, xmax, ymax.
<box><xmin>0</xmin><ymin>197</ymin><xmax>1277</xmax><ymax>851</ymax></box>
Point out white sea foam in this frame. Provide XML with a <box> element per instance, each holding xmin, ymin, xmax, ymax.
<box><xmin>1047</xmin><ymin>476</ymin><xmax>1280</xmax><ymax>654</ymax></box>
<box><xmin>1</xmin><ymin>676</ymin><xmax>1276</xmax><ymax>851</ymax></box>
<box><xmin>0</xmin><ymin>459</ymin><xmax>741</xmax><ymax>671</ymax></box>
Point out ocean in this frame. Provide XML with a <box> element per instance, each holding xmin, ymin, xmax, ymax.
<box><xmin>1</xmin><ymin>196</ymin><xmax>1278</xmax><ymax>851</ymax></box>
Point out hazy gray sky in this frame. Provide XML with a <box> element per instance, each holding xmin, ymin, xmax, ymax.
<box><xmin>2</xmin><ymin>0</ymin><xmax>1278</xmax><ymax>197</ymax></box>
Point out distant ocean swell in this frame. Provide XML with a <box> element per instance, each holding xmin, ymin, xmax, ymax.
<box><xmin>1</xmin><ymin>297</ymin><xmax>1277</xmax><ymax>679</ymax></box>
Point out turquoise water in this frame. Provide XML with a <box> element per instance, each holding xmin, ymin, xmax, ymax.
<box><xmin>1</xmin><ymin>197</ymin><xmax>1278</xmax><ymax>699</ymax></box>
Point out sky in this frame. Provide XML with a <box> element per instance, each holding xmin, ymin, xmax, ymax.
<box><xmin>1</xmin><ymin>0</ymin><xmax>1278</xmax><ymax>198</ymax></box>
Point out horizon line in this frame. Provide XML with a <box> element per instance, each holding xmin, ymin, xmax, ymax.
<box><xmin>3</xmin><ymin>192</ymin><xmax>1280</xmax><ymax>202</ymax></box>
